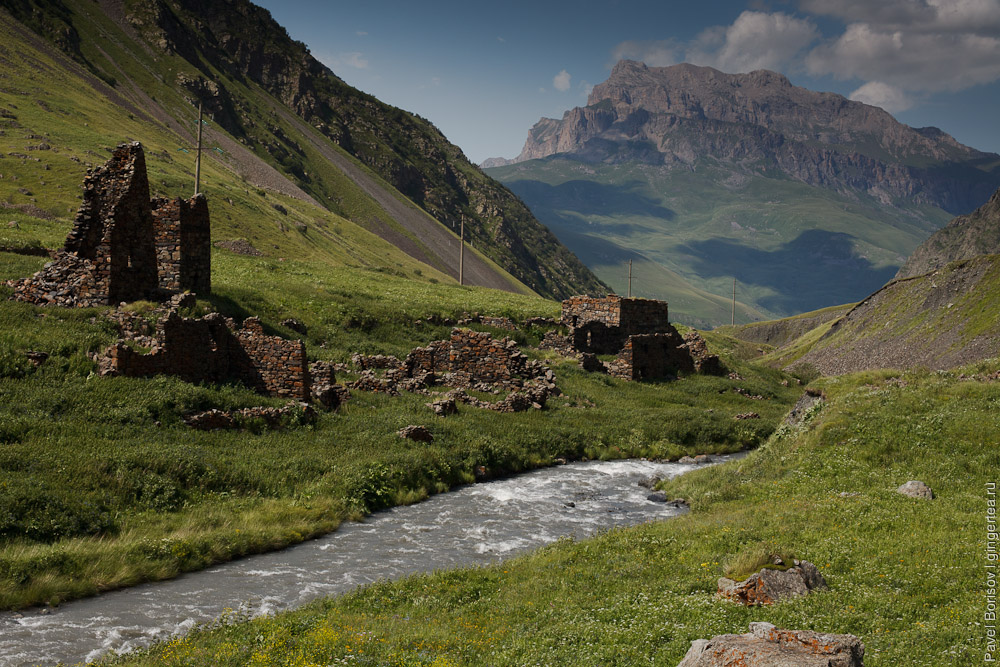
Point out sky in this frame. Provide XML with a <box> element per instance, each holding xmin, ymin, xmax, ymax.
<box><xmin>255</xmin><ymin>0</ymin><xmax>1000</xmax><ymax>165</ymax></box>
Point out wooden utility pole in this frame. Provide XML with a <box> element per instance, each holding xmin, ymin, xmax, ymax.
<box><xmin>627</xmin><ymin>259</ymin><xmax>632</xmax><ymax>298</ymax></box>
<box><xmin>731</xmin><ymin>277</ymin><xmax>736</xmax><ymax>326</ymax></box>
<box><xmin>194</xmin><ymin>100</ymin><xmax>204</xmax><ymax>196</ymax></box>
<box><xmin>459</xmin><ymin>216</ymin><xmax>465</xmax><ymax>286</ymax></box>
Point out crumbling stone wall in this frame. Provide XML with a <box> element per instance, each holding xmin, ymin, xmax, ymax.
<box><xmin>235</xmin><ymin>318</ymin><xmax>310</xmax><ymax>399</ymax></box>
<box><xmin>561</xmin><ymin>295</ymin><xmax>671</xmax><ymax>354</ymax></box>
<box><xmin>342</xmin><ymin>329</ymin><xmax>559</xmax><ymax>413</ymax></box>
<box><xmin>152</xmin><ymin>194</ymin><xmax>211</xmax><ymax>294</ymax></box>
<box><xmin>102</xmin><ymin>311</ymin><xmax>310</xmax><ymax>400</ymax></box>
<box><xmin>608</xmin><ymin>332</ymin><xmax>695</xmax><ymax>380</ymax></box>
<box><xmin>561</xmin><ymin>295</ymin><xmax>669</xmax><ymax>334</ymax></box>
<box><xmin>556</xmin><ymin>295</ymin><xmax>722</xmax><ymax>381</ymax></box>
<box><xmin>404</xmin><ymin>329</ymin><xmax>528</xmax><ymax>383</ymax></box>
<box><xmin>64</xmin><ymin>142</ymin><xmax>159</xmax><ymax>304</ymax></box>
<box><xmin>9</xmin><ymin>142</ymin><xmax>212</xmax><ymax>306</ymax></box>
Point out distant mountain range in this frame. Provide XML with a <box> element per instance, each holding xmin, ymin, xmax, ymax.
<box><xmin>485</xmin><ymin>60</ymin><xmax>1000</xmax><ymax>326</ymax></box>
<box><xmin>1</xmin><ymin>0</ymin><xmax>605</xmax><ymax>300</ymax></box>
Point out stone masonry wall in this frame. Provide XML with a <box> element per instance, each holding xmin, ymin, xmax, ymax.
<box><xmin>102</xmin><ymin>312</ymin><xmax>309</xmax><ymax>400</ymax></box>
<box><xmin>608</xmin><ymin>332</ymin><xmax>695</xmax><ymax>381</ymax></box>
<box><xmin>560</xmin><ymin>295</ymin><xmax>671</xmax><ymax>354</ymax></box>
<box><xmin>561</xmin><ymin>295</ymin><xmax>669</xmax><ymax>334</ymax></box>
<box><xmin>152</xmin><ymin>194</ymin><xmax>211</xmax><ymax>294</ymax></box>
<box><xmin>618</xmin><ymin>298</ymin><xmax>671</xmax><ymax>335</ymax></box>
<box><xmin>64</xmin><ymin>142</ymin><xmax>159</xmax><ymax>304</ymax></box>
<box><xmin>9</xmin><ymin>142</ymin><xmax>212</xmax><ymax>307</ymax></box>
<box><xmin>235</xmin><ymin>318</ymin><xmax>310</xmax><ymax>399</ymax></box>
<box><xmin>561</xmin><ymin>295</ymin><xmax>624</xmax><ymax>329</ymax></box>
<box><xmin>404</xmin><ymin>328</ymin><xmax>527</xmax><ymax>383</ymax></box>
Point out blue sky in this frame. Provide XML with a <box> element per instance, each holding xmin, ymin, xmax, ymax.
<box><xmin>256</xmin><ymin>0</ymin><xmax>1000</xmax><ymax>164</ymax></box>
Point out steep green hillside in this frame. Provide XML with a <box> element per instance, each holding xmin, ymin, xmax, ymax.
<box><xmin>0</xmin><ymin>0</ymin><xmax>606</xmax><ymax>299</ymax></box>
<box><xmin>896</xmin><ymin>187</ymin><xmax>1000</xmax><ymax>279</ymax></box>
<box><xmin>716</xmin><ymin>303</ymin><xmax>853</xmax><ymax>350</ymax></box>
<box><xmin>110</xmin><ymin>360</ymin><xmax>1000</xmax><ymax>666</ymax></box>
<box><xmin>736</xmin><ymin>255</ymin><xmax>1000</xmax><ymax>375</ymax></box>
<box><xmin>488</xmin><ymin>156</ymin><xmax>947</xmax><ymax>323</ymax></box>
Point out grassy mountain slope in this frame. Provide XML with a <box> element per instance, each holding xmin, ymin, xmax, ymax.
<box><xmin>0</xmin><ymin>6</ymin><xmax>524</xmax><ymax>295</ymax></box>
<box><xmin>721</xmin><ymin>255</ymin><xmax>1000</xmax><ymax>376</ymax></box>
<box><xmin>1</xmin><ymin>0</ymin><xmax>606</xmax><ymax>299</ymax></box>
<box><xmin>787</xmin><ymin>255</ymin><xmax>1000</xmax><ymax>375</ymax></box>
<box><xmin>896</xmin><ymin>187</ymin><xmax>1000</xmax><ymax>279</ymax></box>
<box><xmin>714</xmin><ymin>303</ymin><xmax>853</xmax><ymax>350</ymax></box>
<box><xmin>110</xmin><ymin>359</ymin><xmax>999</xmax><ymax>666</ymax></box>
<box><xmin>488</xmin><ymin>155</ymin><xmax>947</xmax><ymax>324</ymax></box>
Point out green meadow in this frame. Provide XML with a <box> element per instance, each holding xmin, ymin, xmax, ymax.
<box><xmin>106</xmin><ymin>360</ymin><xmax>998</xmax><ymax>666</ymax></box>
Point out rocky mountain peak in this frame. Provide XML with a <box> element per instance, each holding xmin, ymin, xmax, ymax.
<box><xmin>512</xmin><ymin>60</ymin><xmax>999</xmax><ymax>214</ymax></box>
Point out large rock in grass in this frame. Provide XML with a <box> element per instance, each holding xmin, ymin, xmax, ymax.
<box><xmin>896</xmin><ymin>480</ymin><xmax>933</xmax><ymax>500</ymax></box>
<box><xmin>677</xmin><ymin>622</ymin><xmax>864</xmax><ymax>666</ymax></box>
<box><xmin>717</xmin><ymin>560</ymin><xmax>826</xmax><ymax>606</ymax></box>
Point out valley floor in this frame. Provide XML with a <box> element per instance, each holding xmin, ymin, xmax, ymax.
<box><xmin>104</xmin><ymin>360</ymin><xmax>998</xmax><ymax>666</ymax></box>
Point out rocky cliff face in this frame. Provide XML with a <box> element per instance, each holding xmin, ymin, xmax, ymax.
<box><xmin>896</xmin><ymin>187</ymin><xmax>1000</xmax><ymax>279</ymax></box>
<box><xmin>515</xmin><ymin>61</ymin><xmax>999</xmax><ymax>215</ymax></box>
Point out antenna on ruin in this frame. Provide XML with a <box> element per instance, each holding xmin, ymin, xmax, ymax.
<box><xmin>627</xmin><ymin>259</ymin><xmax>633</xmax><ymax>298</ymax></box>
<box><xmin>732</xmin><ymin>277</ymin><xmax>737</xmax><ymax>326</ymax></box>
<box><xmin>194</xmin><ymin>100</ymin><xmax>204</xmax><ymax>196</ymax></box>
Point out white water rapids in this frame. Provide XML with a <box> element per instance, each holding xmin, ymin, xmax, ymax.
<box><xmin>0</xmin><ymin>456</ymin><xmax>728</xmax><ymax>665</ymax></box>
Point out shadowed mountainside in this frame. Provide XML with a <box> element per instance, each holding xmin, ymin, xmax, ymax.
<box><xmin>487</xmin><ymin>61</ymin><xmax>1000</xmax><ymax>324</ymax></box>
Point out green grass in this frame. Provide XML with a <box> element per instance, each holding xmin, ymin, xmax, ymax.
<box><xmin>106</xmin><ymin>360</ymin><xmax>999</xmax><ymax>666</ymax></box>
<box><xmin>0</xmin><ymin>263</ymin><xmax>799</xmax><ymax>610</ymax></box>
<box><xmin>757</xmin><ymin>255</ymin><xmax>1000</xmax><ymax>373</ymax></box>
<box><xmin>487</xmin><ymin>156</ymin><xmax>953</xmax><ymax>324</ymax></box>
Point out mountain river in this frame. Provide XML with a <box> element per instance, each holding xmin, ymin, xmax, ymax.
<box><xmin>0</xmin><ymin>456</ymin><xmax>732</xmax><ymax>665</ymax></box>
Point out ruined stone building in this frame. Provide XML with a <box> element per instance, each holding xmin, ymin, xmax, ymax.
<box><xmin>556</xmin><ymin>295</ymin><xmax>722</xmax><ymax>380</ymax></box>
<box><xmin>9</xmin><ymin>142</ymin><xmax>211</xmax><ymax>307</ymax></box>
<box><xmin>6</xmin><ymin>142</ymin><xmax>317</xmax><ymax>402</ymax></box>
<box><xmin>102</xmin><ymin>308</ymin><xmax>310</xmax><ymax>401</ymax></box>
<box><xmin>561</xmin><ymin>295</ymin><xmax>671</xmax><ymax>354</ymax></box>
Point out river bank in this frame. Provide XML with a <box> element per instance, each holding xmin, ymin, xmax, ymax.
<box><xmin>1</xmin><ymin>457</ymin><xmax>724</xmax><ymax>665</ymax></box>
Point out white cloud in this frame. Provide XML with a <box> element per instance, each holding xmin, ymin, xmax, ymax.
<box><xmin>336</xmin><ymin>52</ymin><xmax>369</xmax><ymax>70</ymax></box>
<box><xmin>356</xmin><ymin>30</ymin><xmax>368</xmax><ymax>37</ymax></box>
<box><xmin>539</xmin><ymin>87</ymin><xmax>547</xmax><ymax>93</ymax></box>
<box><xmin>799</xmin><ymin>0</ymin><xmax>1000</xmax><ymax>36</ymax></box>
<box><xmin>579</xmin><ymin>80</ymin><xmax>594</xmax><ymax>97</ymax></box>
<box><xmin>497</xmin><ymin>36</ymin><xmax>506</xmax><ymax>43</ymax></box>
<box><xmin>553</xmin><ymin>69</ymin><xmax>572</xmax><ymax>92</ymax></box>
<box><xmin>805</xmin><ymin>16</ymin><xmax>1000</xmax><ymax>92</ymax></box>
<box><xmin>686</xmin><ymin>11</ymin><xmax>820</xmax><ymax>73</ymax></box>
<box><xmin>609</xmin><ymin>12</ymin><xmax>817</xmax><ymax>74</ymax></box>
<box><xmin>849</xmin><ymin>80</ymin><xmax>913</xmax><ymax>111</ymax></box>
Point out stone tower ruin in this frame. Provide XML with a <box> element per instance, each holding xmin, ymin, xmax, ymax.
<box><xmin>9</xmin><ymin>142</ymin><xmax>211</xmax><ymax>307</ymax></box>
